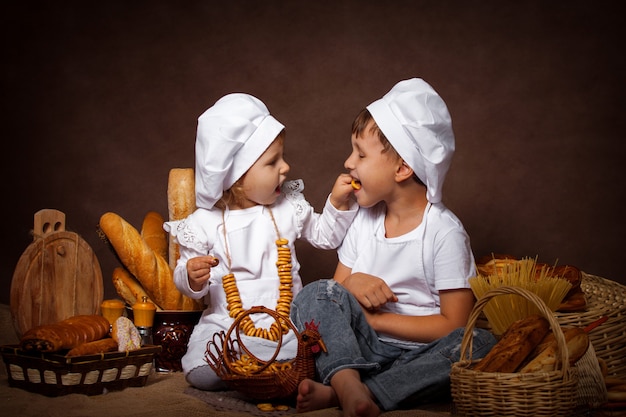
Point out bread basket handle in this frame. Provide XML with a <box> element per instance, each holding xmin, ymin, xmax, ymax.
<box><xmin>459</xmin><ymin>286</ymin><xmax>571</xmax><ymax>376</ymax></box>
<box><xmin>222</xmin><ymin>305</ymin><xmax>300</xmax><ymax>374</ymax></box>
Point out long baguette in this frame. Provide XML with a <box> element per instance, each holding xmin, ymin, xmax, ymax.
<box><xmin>473</xmin><ymin>314</ymin><xmax>550</xmax><ymax>373</ymax></box>
<box><xmin>167</xmin><ymin>168</ymin><xmax>196</xmax><ymax>270</ymax></box>
<box><xmin>99</xmin><ymin>212</ymin><xmax>182</xmax><ymax>310</ymax></box>
<box><xmin>141</xmin><ymin>211</ymin><xmax>168</xmax><ymax>260</ymax></box>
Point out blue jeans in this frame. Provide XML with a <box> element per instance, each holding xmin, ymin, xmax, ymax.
<box><xmin>291</xmin><ymin>279</ymin><xmax>496</xmax><ymax>411</ymax></box>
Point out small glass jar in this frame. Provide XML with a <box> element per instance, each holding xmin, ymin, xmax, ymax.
<box><xmin>132</xmin><ymin>296</ymin><xmax>157</xmax><ymax>345</ymax></box>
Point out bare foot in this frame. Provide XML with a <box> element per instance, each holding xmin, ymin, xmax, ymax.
<box><xmin>296</xmin><ymin>378</ymin><xmax>339</xmax><ymax>413</ymax></box>
<box><xmin>331</xmin><ymin>369</ymin><xmax>380</xmax><ymax>417</ymax></box>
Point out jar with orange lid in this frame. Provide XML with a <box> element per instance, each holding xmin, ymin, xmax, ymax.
<box><xmin>132</xmin><ymin>296</ymin><xmax>157</xmax><ymax>345</ymax></box>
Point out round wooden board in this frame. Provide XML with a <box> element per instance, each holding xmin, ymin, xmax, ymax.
<box><xmin>10</xmin><ymin>211</ymin><xmax>104</xmax><ymax>338</ymax></box>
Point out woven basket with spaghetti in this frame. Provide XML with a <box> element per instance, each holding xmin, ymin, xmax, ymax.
<box><xmin>450</xmin><ymin>286</ymin><xmax>579</xmax><ymax>417</ymax></box>
<box><xmin>204</xmin><ymin>305</ymin><xmax>326</xmax><ymax>400</ymax></box>
<box><xmin>555</xmin><ymin>273</ymin><xmax>626</xmax><ymax>379</ymax></box>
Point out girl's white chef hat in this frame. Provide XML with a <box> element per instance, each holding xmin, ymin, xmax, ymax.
<box><xmin>195</xmin><ymin>93</ymin><xmax>285</xmax><ymax>209</ymax></box>
<box><xmin>367</xmin><ymin>78</ymin><xmax>455</xmax><ymax>204</ymax></box>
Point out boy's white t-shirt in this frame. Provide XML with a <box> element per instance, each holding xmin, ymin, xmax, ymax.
<box><xmin>337</xmin><ymin>201</ymin><xmax>476</xmax><ymax>346</ymax></box>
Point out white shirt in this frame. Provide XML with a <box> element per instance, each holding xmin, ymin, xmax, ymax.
<box><xmin>337</xmin><ymin>201</ymin><xmax>475</xmax><ymax>347</ymax></box>
<box><xmin>164</xmin><ymin>180</ymin><xmax>358</xmax><ymax>368</ymax></box>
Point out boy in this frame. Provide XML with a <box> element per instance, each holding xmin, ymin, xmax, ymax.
<box><xmin>290</xmin><ymin>78</ymin><xmax>496</xmax><ymax>417</ymax></box>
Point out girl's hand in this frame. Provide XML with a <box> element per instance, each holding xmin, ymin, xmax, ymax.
<box><xmin>329</xmin><ymin>173</ymin><xmax>355</xmax><ymax>210</ymax></box>
<box><xmin>186</xmin><ymin>255</ymin><xmax>219</xmax><ymax>291</ymax></box>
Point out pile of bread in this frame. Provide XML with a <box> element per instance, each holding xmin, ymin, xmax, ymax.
<box><xmin>473</xmin><ymin>314</ymin><xmax>626</xmax><ymax>402</ymax></box>
<box><xmin>19</xmin><ymin>314</ymin><xmax>141</xmax><ymax>357</ymax></box>
<box><xmin>98</xmin><ymin>168</ymin><xmax>203</xmax><ymax>311</ymax></box>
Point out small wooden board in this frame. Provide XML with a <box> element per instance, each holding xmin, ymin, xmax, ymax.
<box><xmin>10</xmin><ymin>209</ymin><xmax>104</xmax><ymax>338</ymax></box>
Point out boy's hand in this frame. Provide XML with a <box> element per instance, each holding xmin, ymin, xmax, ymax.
<box><xmin>186</xmin><ymin>255</ymin><xmax>219</xmax><ymax>291</ymax></box>
<box><xmin>329</xmin><ymin>173</ymin><xmax>356</xmax><ymax>210</ymax></box>
<box><xmin>341</xmin><ymin>272</ymin><xmax>398</xmax><ymax>310</ymax></box>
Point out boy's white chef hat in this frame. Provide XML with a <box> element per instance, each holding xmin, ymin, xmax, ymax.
<box><xmin>195</xmin><ymin>93</ymin><xmax>285</xmax><ymax>209</ymax></box>
<box><xmin>367</xmin><ymin>78</ymin><xmax>455</xmax><ymax>203</ymax></box>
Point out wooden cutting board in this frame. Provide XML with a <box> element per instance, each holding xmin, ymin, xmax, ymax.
<box><xmin>10</xmin><ymin>209</ymin><xmax>104</xmax><ymax>338</ymax></box>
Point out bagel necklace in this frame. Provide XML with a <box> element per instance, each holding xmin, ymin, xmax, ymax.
<box><xmin>221</xmin><ymin>208</ymin><xmax>293</xmax><ymax>341</ymax></box>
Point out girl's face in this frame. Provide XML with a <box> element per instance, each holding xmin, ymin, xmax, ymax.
<box><xmin>344</xmin><ymin>122</ymin><xmax>400</xmax><ymax>208</ymax></box>
<box><xmin>240</xmin><ymin>138</ymin><xmax>290</xmax><ymax>208</ymax></box>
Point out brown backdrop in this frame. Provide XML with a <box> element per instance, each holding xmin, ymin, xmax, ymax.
<box><xmin>2</xmin><ymin>1</ymin><xmax>624</xmax><ymax>306</ymax></box>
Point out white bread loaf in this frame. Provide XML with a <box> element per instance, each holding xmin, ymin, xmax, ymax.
<box><xmin>167</xmin><ymin>168</ymin><xmax>196</xmax><ymax>270</ymax></box>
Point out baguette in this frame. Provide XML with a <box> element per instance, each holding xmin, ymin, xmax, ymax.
<box><xmin>141</xmin><ymin>211</ymin><xmax>168</xmax><ymax>260</ymax></box>
<box><xmin>99</xmin><ymin>212</ymin><xmax>183</xmax><ymax>310</ymax></box>
<box><xmin>167</xmin><ymin>168</ymin><xmax>196</xmax><ymax>270</ymax></box>
<box><xmin>67</xmin><ymin>337</ymin><xmax>118</xmax><ymax>356</ymax></box>
<box><xmin>20</xmin><ymin>315</ymin><xmax>110</xmax><ymax>352</ymax></box>
<box><xmin>473</xmin><ymin>314</ymin><xmax>550</xmax><ymax>373</ymax></box>
<box><xmin>111</xmin><ymin>266</ymin><xmax>160</xmax><ymax>310</ymax></box>
<box><xmin>519</xmin><ymin>326</ymin><xmax>589</xmax><ymax>373</ymax></box>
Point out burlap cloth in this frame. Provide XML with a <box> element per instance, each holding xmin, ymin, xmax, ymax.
<box><xmin>0</xmin><ymin>304</ymin><xmax>450</xmax><ymax>416</ymax></box>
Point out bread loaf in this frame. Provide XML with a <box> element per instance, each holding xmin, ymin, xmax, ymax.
<box><xmin>473</xmin><ymin>314</ymin><xmax>550</xmax><ymax>373</ymax></box>
<box><xmin>99</xmin><ymin>212</ymin><xmax>183</xmax><ymax>310</ymax></box>
<box><xmin>519</xmin><ymin>326</ymin><xmax>589</xmax><ymax>373</ymax></box>
<box><xmin>141</xmin><ymin>211</ymin><xmax>168</xmax><ymax>260</ymax></box>
<box><xmin>66</xmin><ymin>337</ymin><xmax>118</xmax><ymax>356</ymax></box>
<box><xmin>112</xmin><ymin>316</ymin><xmax>142</xmax><ymax>351</ymax></box>
<box><xmin>111</xmin><ymin>266</ymin><xmax>160</xmax><ymax>310</ymax></box>
<box><xmin>20</xmin><ymin>315</ymin><xmax>110</xmax><ymax>352</ymax></box>
<box><xmin>167</xmin><ymin>168</ymin><xmax>196</xmax><ymax>270</ymax></box>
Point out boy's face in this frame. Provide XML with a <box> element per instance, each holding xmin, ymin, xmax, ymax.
<box><xmin>240</xmin><ymin>138</ymin><xmax>290</xmax><ymax>208</ymax></box>
<box><xmin>344</xmin><ymin>121</ymin><xmax>400</xmax><ymax>208</ymax></box>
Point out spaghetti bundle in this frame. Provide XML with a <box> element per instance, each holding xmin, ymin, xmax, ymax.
<box><xmin>470</xmin><ymin>257</ymin><xmax>572</xmax><ymax>335</ymax></box>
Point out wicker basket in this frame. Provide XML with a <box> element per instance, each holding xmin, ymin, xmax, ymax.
<box><xmin>555</xmin><ymin>273</ymin><xmax>626</xmax><ymax>379</ymax></box>
<box><xmin>0</xmin><ymin>344</ymin><xmax>161</xmax><ymax>397</ymax></box>
<box><xmin>205</xmin><ymin>306</ymin><xmax>322</xmax><ymax>400</ymax></box>
<box><xmin>450</xmin><ymin>286</ymin><xmax>579</xmax><ymax>417</ymax></box>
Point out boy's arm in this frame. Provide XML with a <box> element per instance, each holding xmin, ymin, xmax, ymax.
<box><xmin>364</xmin><ymin>288</ymin><xmax>475</xmax><ymax>343</ymax></box>
<box><xmin>334</xmin><ymin>263</ymin><xmax>398</xmax><ymax>310</ymax></box>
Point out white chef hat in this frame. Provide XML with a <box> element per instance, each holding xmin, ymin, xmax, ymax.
<box><xmin>366</xmin><ymin>78</ymin><xmax>455</xmax><ymax>203</ymax></box>
<box><xmin>195</xmin><ymin>93</ymin><xmax>285</xmax><ymax>209</ymax></box>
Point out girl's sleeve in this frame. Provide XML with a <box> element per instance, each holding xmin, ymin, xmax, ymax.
<box><xmin>163</xmin><ymin>215</ymin><xmax>212</xmax><ymax>298</ymax></box>
<box><xmin>283</xmin><ymin>179</ymin><xmax>358</xmax><ymax>249</ymax></box>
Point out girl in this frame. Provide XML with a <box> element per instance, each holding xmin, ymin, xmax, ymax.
<box><xmin>164</xmin><ymin>93</ymin><xmax>357</xmax><ymax>390</ymax></box>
